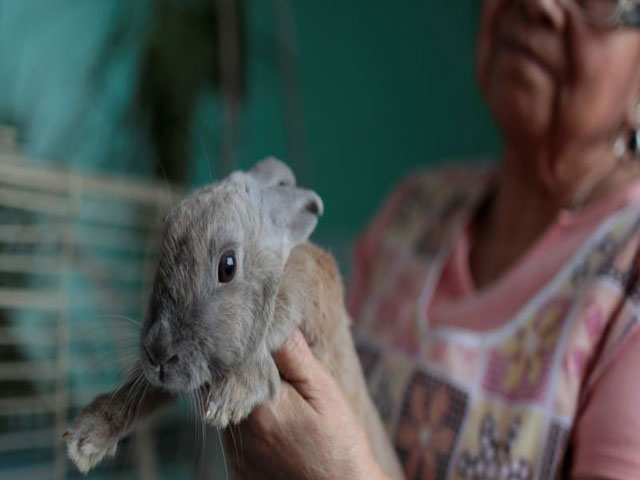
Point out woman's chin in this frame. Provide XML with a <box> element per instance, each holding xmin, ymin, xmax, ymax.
<box><xmin>484</xmin><ymin>59</ymin><xmax>555</xmax><ymax>142</ymax></box>
<box><xmin>489</xmin><ymin>89</ymin><xmax>553</xmax><ymax>144</ymax></box>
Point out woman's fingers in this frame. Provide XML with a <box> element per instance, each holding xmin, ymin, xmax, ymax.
<box><xmin>229</xmin><ymin>328</ymin><xmax>381</xmax><ymax>480</ymax></box>
<box><xmin>272</xmin><ymin>329</ymin><xmax>331</xmax><ymax>406</ymax></box>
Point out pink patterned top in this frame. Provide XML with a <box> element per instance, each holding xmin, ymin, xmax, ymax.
<box><xmin>347</xmin><ymin>164</ymin><xmax>640</xmax><ymax>480</ymax></box>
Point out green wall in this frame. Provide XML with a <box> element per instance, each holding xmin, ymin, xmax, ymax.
<box><xmin>200</xmin><ymin>0</ymin><xmax>501</xmax><ymax>264</ymax></box>
<box><xmin>294</xmin><ymin>2</ymin><xmax>498</xmax><ymax>235</ymax></box>
<box><xmin>1</xmin><ymin>0</ymin><xmax>499</xmax><ymax>266</ymax></box>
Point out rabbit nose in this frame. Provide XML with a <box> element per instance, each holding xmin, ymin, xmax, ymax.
<box><xmin>144</xmin><ymin>343</ymin><xmax>178</xmax><ymax>367</ymax></box>
<box><xmin>304</xmin><ymin>191</ymin><xmax>323</xmax><ymax>217</ymax></box>
<box><xmin>143</xmin><ymin>317</ymin><xmax>178</xmax><ymax>372</ymax></box>
<box><xmin>144</xmin><ymin>343</ymin><xmax>179</xmax><ymax>382</ymax></box>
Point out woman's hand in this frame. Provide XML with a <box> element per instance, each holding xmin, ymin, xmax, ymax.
<box><xmin>230</xmin><ymin>329</ymin><xmax>387</xmax><ymax>480</ymax></box>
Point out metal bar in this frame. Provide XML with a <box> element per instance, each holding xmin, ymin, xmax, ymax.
<box><xmin>0</xmin><ymin>361</ymin><xmax>56</xmax><ymax>380</ymax></box>
<box><xmin>0</xmin><ymin>327</ymin><xmax>58</xmax><ymax>345</ymax></box>
<box><xmin>0</xmin><ymin>253</ymin><xmax>149</xmax><ymax>285</ymax></box>
<box><xmin>0</xmin><ymin>388</ymin><xmax>130</xmax><ymax>417</ymax></box>
<box><xmin>0</xmin><ymin>288</ymin><xmax>66</xmax><ymax>310</ymax></box>
<box><xmin>0</xmin><ymin>394</ymin><xmax>59</xmax><ymax>415</ymax></box>
<box><xmin>0</xmin><ymin>187</ymin><xmax>164</xmax><ymax>230</ymax></box>
<box><xmin>0</xmin><ymin>224</ymin><xmax>159</xmax><ymax>254</ymax></box>
<box><xmin>0</xmin><ymin>428</ymin><xmax>58</xmax><ymax>452</ymax></box>
<box><xmin>0</xmin><ymin>224</ymin><xmax>63</xmax><ymax>244</ymax></box>
<box><xmin>0</xmin><ymin>185</ymin><xmax>68</xmax><ymax>217</ymax></box>
<box><xmin>0</xmin><ymin>253</ymin><xmax>65</xmax><ymax>275</ymax></box>
<box><xmin>132</xmin><ymin>203</ymin><xmax>164</xmax><ymax>480</ymax></box>
<box><xmin>0</xmin><ymin>157</ymin><xmax>178</xmax><ymax>206</ymax></box>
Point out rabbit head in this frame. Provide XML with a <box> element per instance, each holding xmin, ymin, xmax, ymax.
<box><xmin>140</xmin><ymin>158</ymin><xmax>323</xmax><ymax>394</ymax></box>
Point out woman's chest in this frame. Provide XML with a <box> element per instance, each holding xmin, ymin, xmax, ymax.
<box><xmin>352</xmin><ymin>201</ymin><xmax>640</xmax><ymax>479</ymax></box>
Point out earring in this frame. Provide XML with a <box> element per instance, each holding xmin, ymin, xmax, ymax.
<box><xmin>629</xmin><ymin>129</ymin><xmax>640</xmax><ymax>158</ymax></box>
<box><xmin>628</xmin><ymin>104</ymin><xmax>640</xmax><ymax>158</ymax></box>
<box><xmin>618</xmin><ymin>103</ymin><xmax>640</xmax><ymax>160</ymax></box>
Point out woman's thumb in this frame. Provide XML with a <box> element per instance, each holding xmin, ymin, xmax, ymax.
<box><xmin>273</xmin><ymin>329</ymin><xmax>329</xmax><ymax>404</ymax></box>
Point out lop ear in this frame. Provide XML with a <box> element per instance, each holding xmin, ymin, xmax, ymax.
<box><xmin>249</xmin><ymin>157</ymin><xmax>296</xmax><ymax>188</ymax></box>
<box><xmin>266</xmin><ymin>186</ymin><xmax>324</xmax><ymax>247</ymax></box>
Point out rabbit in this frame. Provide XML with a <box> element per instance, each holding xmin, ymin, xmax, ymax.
<box><xmin>63</xmin><ymin>157</ymin><xmax>404</xmax><ymax>479</ymax></box>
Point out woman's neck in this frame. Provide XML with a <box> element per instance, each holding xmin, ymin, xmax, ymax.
<box><xmin>469</xmin><ymin>140</ymin><xmax>640</xmax><ymax>288</ymax></box>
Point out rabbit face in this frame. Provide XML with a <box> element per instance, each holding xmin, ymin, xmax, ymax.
<box><xmin>140</xmin><ymin>158</ymin><xmax>323</xmax><ymax>393</ymax></box>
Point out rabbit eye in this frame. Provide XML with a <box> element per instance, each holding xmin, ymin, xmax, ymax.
<box><xmin>218</xmin><ymin>250</ymin><xmax>236</xmax><ymax>283</ymax></box>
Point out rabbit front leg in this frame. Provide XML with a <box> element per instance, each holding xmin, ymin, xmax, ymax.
<box><xmin>65</xmin><ymin>375</ymin><xmax>174</xmax><ymax>473</ymax></box>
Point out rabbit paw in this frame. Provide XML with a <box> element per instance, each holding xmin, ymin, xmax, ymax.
<box><xmin>204</xmin><ymin>357</ymin><xmax>280</xmax><ymax>428</ymax></box>
<box><xmin>204</xmin><ymin>388</ymin><xmax>261</xmax><ymax>428</ymax></box>
<box><xmin>64</xmin><ymin>413</ymin><xmax>118</xmax><ymax>473</ymax></box>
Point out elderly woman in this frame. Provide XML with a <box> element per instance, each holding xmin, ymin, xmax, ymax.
<box><xmin>235</xmin><ymin>0</ymin><xmax>640</xmax><ymax>478</ymax></box>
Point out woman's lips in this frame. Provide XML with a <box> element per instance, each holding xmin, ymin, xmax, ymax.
<box><xmin>500</xmin><ymin>36</ymin><xmax>555</xmax><ymax>75</ymax></box>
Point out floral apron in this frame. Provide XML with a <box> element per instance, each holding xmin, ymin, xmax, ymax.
<box><xmin>352</xmin><ymin>166</ymin><xmax>640</xmax><ymax>479</ymax></box>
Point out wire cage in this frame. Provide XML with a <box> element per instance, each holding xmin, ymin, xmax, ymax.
<box><xmin>0</xmin><ymin>127</ymin><xmax>224</xmax><ymax>480</ymax></box>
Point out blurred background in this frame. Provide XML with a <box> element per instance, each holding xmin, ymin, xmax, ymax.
<box><xmin>0</xmin><ymin>1</ymin><xmax>499</xmax><ymax>479</ymax></box>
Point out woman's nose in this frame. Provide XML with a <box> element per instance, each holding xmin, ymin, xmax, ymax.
<box><xmin>516</xmin><ymin>0</ymin><xmax>566</xmax><ymax>30</ymax></box>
